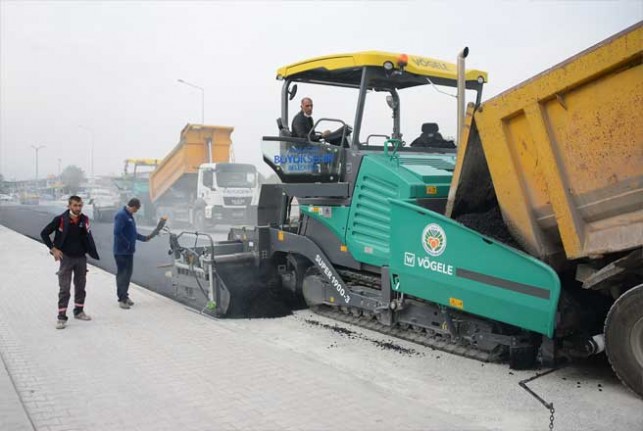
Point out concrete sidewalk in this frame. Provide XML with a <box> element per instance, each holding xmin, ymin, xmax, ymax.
<box><xmin>0</xmin><ymin>352</ymin><xmax>32</xmax><ymax>431</ymax></box>
<box><xmin>0</xmin><ymin>225</ymin><xmax>479</xmax><ymax>431</ymax></box>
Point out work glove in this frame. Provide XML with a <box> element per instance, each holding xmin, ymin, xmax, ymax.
<box><xmin>147</xmin><ymin>216</ymin><xmax>168</xmax><ymax>241</ymax></box>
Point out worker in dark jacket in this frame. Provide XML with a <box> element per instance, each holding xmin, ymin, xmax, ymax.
<box><xmin>291</xmin><ymin>97</ymin><xmax>330</xmax><ymax>139</ymax></box>
<box><xmin>291</xmin><ymin>97</ymin><xmax>315</xmax><ymax>138</ymax></box>
<box><xmin>113</xmin><ymin>198</ymin><xmax>166</xmax><ymax>309</ymax></box>
<box><xmin>41</xmin><ymin>195</ymin><xmax>99</xmax><ymax>329</ymax></box>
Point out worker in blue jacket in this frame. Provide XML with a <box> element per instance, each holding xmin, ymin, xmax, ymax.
<box><xmin>113</xmin><ymin>198</ymin><xmax>166</xmax><ymax>309</ymax></box>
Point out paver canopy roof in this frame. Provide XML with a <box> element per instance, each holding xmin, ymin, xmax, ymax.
<box><xmin>276</xmin><ymin>51</ymin><xmax>488</xmax><ymax>89</ymax></box>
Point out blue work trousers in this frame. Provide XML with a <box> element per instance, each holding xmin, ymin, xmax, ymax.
<box><xmin>114</xmin><ymin>254</ymin><xmax>134</xmax><ymax>302</ymax></box>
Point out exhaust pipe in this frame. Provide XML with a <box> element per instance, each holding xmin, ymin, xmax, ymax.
<box><xmin>561</xmin><ymin>333</ymin><xmax>606</xmax><ymax>359</ymax></box>
<box><xmin>457</xmin><ymin>47</ymin><xmax>469</xmax><ymax>146</ymax></box>
<box><xmin>206</xmin><ymin>137</ymin><xmax>213</xmax><ymax>163</ymax></box>
<box><xmin>585</xmin><ymin>334</ymin><xmax>606</xmax><ymax>355</ymax></box>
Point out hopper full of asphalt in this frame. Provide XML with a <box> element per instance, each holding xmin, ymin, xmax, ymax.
<box><xmin>201</xmin><ymin>259</ymin><xmax>302</xmax><ymax>319</ymax></box>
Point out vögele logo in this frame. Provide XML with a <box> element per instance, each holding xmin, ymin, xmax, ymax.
<box><xmin>422</xmin><ymin>223</ymin><xmax>447</xmax><ymax>256</ymax></box>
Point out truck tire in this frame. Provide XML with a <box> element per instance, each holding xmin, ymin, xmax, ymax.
<box><xmin>604</xmin><ymin>284</ymin><xmax>643</xmax><ymax>399</ymax></box>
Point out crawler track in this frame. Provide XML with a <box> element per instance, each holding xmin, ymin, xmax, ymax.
<box><xmin>311</xmin><ymin>305</ymin><xmax>505</xmax><ymax>363</ymax></box>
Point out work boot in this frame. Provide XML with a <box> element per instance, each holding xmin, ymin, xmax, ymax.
<box><xmin>74</xmin><ymin>311</ymin><xmax>92</xmax><ymax>321</ymax></box>
<box><xmin>125</xmin><ymin>298</ymin><xmax>134</xmax><ymax>306</ymax></box>
<box><xmin>119</xmin><ymin>301</ymin><xmax>130</xmax><ymax>310</ymax></box>
<box><xmin>56</xmin><ymin>319</ymin><xmax>66</xmax><ymax>330</ymax></box>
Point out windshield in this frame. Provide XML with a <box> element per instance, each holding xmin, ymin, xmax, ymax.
<box><xmin>287</xmin><ymin>84</ymin><xmax>357</xmax><ymax>141</ymax></box>
<box><xmin>359</xmin><ymin>84</ymin><xmax>477</xmax><ymax>149</ymax></box>
<box><xmin>285</xmin><ymin>79</ymin><xmax>476</xmax><ymax>149</ymax></box>
<box><xmin>215</xmin><ymin>165</ymin><xmax>257</xmax><ymax>188</ymax></box>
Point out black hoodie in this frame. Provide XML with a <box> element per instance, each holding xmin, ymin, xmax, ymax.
<box><xmin>40</xmin><ymin>210</ymin><xmax>100</xmax><ymax>260</ymax></box>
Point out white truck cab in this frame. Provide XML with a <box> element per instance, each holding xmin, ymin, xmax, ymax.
<box><xmin>195</xmin><ymin>162</ymin><xmax>259</xmax><ymax>227</ymax></box>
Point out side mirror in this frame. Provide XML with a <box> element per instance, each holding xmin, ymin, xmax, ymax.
<box><xmin>386</xmin><ymin>95</ymin><xmax>398</xmax><ymax>110</ymax></box>
<box><xmin>288</xmin><ymin>84</ymin><xmax>298</xmax><ymax>101</ymax></box>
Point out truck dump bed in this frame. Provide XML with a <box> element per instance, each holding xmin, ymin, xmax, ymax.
<box><xmin>449</xmin><ymin>23</ymin><xmax>642</xmax><ymax>265</ymax></box>
<box><xmin>149</xmin><ymin>124</ymin><xmax>233</xmax><ymax>203</ymax></box>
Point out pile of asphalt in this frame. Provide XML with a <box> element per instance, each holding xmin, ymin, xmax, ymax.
<box><xmin>215</xmin><ymin>263</ymin><xmax>300</xmax><ymax>319</ymax></box>
<box><xmin>455</xmin><ymin>206</ymin><xmax>522</xmax><ymax>250</ymax></box>
<box><xmin>183</xmin><ymin>286</ymin><xmax>298</xmax><ymax>320</ymax></box>
<box><xmin>240</xmin><ymin>288</ymin><xmax>301</xmax><ymax>319</ymax></box>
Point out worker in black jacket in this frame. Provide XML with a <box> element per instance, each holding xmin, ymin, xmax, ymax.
<box><xmin>41</xmin><ymin>195</ymin><xmax>99</xmax><ymax>329</ymax></box>
<box><xmin>291</xmin><ymin>97</ymin><xmax>329</xmax><ymax>139</ymax></box>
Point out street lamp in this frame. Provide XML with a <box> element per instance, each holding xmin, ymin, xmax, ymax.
<box><xmin>78</xmin><ymin>125</ymin><xmax>94</xmax><ymax>181</ymax></box>
<box><xmin>177</xmin><ymin>78</ymin><xmax>205</xmax><ymax>124</ymax></box>
<box><xmin>30</xmin><ymin>145</ymin><xmax>46</xmax><ymax>188</ymax></box>
<box><xmin>57</xmin><ymin>157</ymin><xmax>62</xmax><ymax>199</ymax></box>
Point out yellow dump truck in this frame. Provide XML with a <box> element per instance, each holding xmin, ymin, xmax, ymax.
<box><xmin>449</xmin><ymin>22</ymin><xmax>642</xmax><ymax>397</ymax></box>
<box><xmin>149</xmin><ymin>124</ymin><xmax>260</xmax><ymax>228</ymax></box>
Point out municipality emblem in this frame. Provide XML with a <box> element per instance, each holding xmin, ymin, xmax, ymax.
<box><xmin>422</xmin><ymin>223</ymin><xmax>447</xmax><ymax>256</ymax></box>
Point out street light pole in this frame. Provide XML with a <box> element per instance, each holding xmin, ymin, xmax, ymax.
<box><xmin>78</xmin><ymin>126</ymin><xmax>95</xmax><ymax>181</ymax></box>
<box><xmin>30</xmin><ymin>145</ymin><xmax>46</xmax><ymax>188</ymax></box>
<box><xmin>177</xmin><ymin>79</ymin><xmax>205</xmax><ymax>124</ymax></box>
<box><xmin>57</xmin><ymin>157</ymin><xmax>62</xmax><ymax>199</ymax></box>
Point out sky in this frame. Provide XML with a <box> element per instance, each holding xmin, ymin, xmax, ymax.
<box><xmin>0</xmin><ymin>0</ymin><xmax>641</xmax><ymax>181</ymax></box>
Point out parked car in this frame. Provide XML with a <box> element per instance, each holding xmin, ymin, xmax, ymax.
<box><xmin>89</xmin><ymin>188</ymin><xmax>121</xmax><ymax>222</ymax></box>
<box><xmin>0</xmin><ymin>193</ymin><xmax>14</xmax><ymax>202</ymax></box>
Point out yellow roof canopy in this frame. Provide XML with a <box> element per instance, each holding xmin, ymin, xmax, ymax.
<box><xmin>276</xmin><ymin>51</ymin><xmax>487</xmax><ymax>89</ymax></box>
